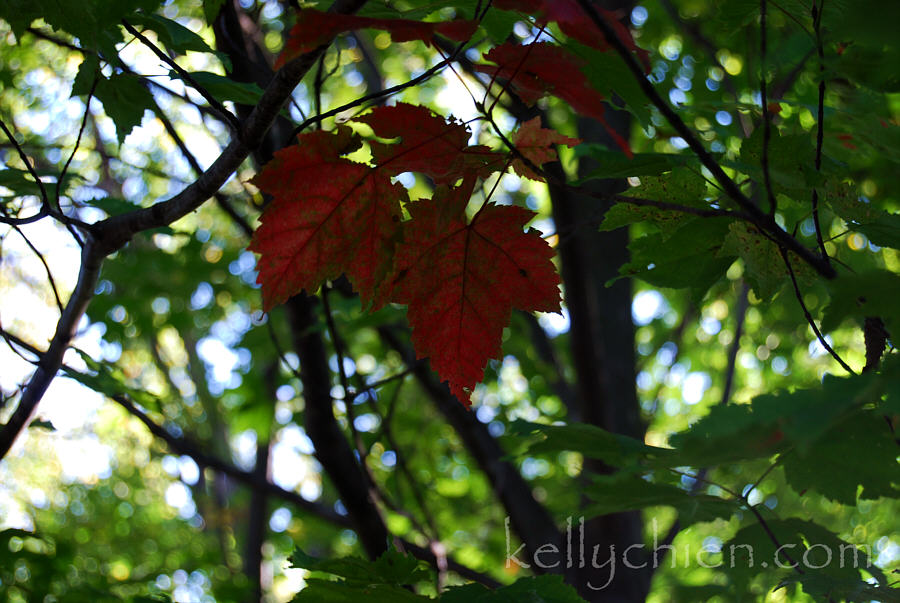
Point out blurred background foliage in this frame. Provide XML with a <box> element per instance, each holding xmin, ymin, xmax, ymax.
<box><xmin>0</xmin><ymin>0</ymin><xmax>898</xmax><ymax>601</ymax></box>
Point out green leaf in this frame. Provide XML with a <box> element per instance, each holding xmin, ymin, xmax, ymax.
<box><xmin>618</xmin><ymin>217</ymin><xmax>735</xmax><ymax>298</ymax></box>
<box><xmin>725</xmin><ymin>518</ymin><xmax>884</xmax><ymax>596</ymax></box>
<box><xmin>881</xmin><ymin>354</ymin><xmax>900</xmax><ymax>414</ymax></box>
<box><xmin>129</xmin><ymin>14</ymin><xmax>216</xmax><ymax>55</ymax></box>
<box><xmin>202</xmin><ymin>0</ymin><xmax>226</xmax><ymax>23</ymax></box>
<box><xmin>100</xmin><ymin>74</ymin><xmax>155</xmax><ymax>144</ymax></box>
<box><xmin>670</xmin><ymin>373</ymin><xmax>881</xmax><ymax>467</ymax></box>
<box><xmin>599</xmin><ymin>170</ymin><xmax>710</xmax><ymax>234</ymax></box>
<box><xmin>853</xmin><ymin>219</ymin><xmax>900</xmax><ymax>249</ymax></box>
<box><xmin>169</xmin><ymin>70</ymin><xmax>266</xmax><ymax>106</ymax></box>
<box><xmin>738</xmin><ymin>129</ymin><xmax>819</xmax><ymax>203</ymax></box>
<box><xmin>831</xmin><ymin>44</ymin><xmax>900</xmax><ymax>92</ymax></box>
<box><xmin>571</xmin><ymin>44</ymin><xmax>651</xmax><ymax>127</ymax></box>
<box><xmin>668</xmin><ymin>403</ymin><xmax>786</xmax><ymax>466</ymax></box>
<box><xmin>822</xmin><ymin>270</ymin><xmax>900</xmax><ymax>337</ymax></box>
<box><xmin>624</xmin><ymin>170</ymin><xmax>708</xmax><ymax>205</ymax></box>
<box><xmin>442</xmin><ymin>575</ymin><xmax>585</xmax><ymax>603</ymax></box>
<box><xmin>778</xmin><ymin>573</ymin><xmax>900</xmax><ymax>603</ymax></box>
<box><xmin>825</xmin><ymin>181</ymin><xmax>900</xmax><ymax>249</ymax></box>
<box><xmin>598</xmin><ymin>203</ymin><xmax>685</xmax><ymax>234</ymax></box>
<box><xmin>292</xmin><ymin>580</ymin><xmax>429</xmax><ymax>603</ymax></box>
<box><xmin>0</xmin><ymin>168</ymin><xmax>47</xmax><ymax>199</ymax></box>
<box><xmin>781</xmin><ymin>411</ymin><xmax>900</xmax><ymax>504</ymax></box>
<box><xmin>73</xmin><ymin>57</ymin><xmax>155</xmax><ymax>144</ymax></box>
<box><xmin>289</xmin><ymin>547</ymin><xmax>430</xmax><ymax>586</ymax></box>
<box><xmin>84</xmin><ymin>196</ymin><xmax>141</xmax><ymax>216</ymax></box>
<box><xmin>583</xmin><ymin>473</ymin><xmax>737</xmax><ymax>527</ymax></box>
<box><xmin>72</xmin><ymin>55</ymin><xmax>101</xmax><ymax>97</ymax></box>
<box><xmin>576</xmin><ymin>148</ymin><xmax>694</xmax><ymax>181</ymax></box>
<box><xmin>717</xmin><ymin>222</ymin><xmax>816</xmax><ymax>300</ymax></box>
<box><xmin>288</xmin><ymin>548</ymin><xmax>432</xmax><ymax>602</ymax></box>
<box><xmin>479</xmin><ymin>7</ymin><xmax>518</xmax><ymax>43</ymax></box>
<box><xmin>62</xmin><ymin>349</ymin><xmax>163</xmax><ymax>412</ymax></box>
<box><xmin>507</xmin><ymin>420</ymin><xmax>674</xmax><ymax>469</ymax></box>
<box><xmin>0</xmin><ymin>0</ymin><xmax>161</xmax><ymax>53</ymax></box>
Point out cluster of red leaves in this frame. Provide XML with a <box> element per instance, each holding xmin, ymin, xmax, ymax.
<box><xmin>252</xmin><ymin>3</ymin><xmax>647</xmax><ymax>403</ymax></box>
<box><xmin>250</xmin><ymin>105</ymin><xmax>569</xmax><ymax>403</ymax></box>
<box><xmin>476</xmin><ymin>42</ymin><xmax>632</xmax><ymax>156</ymax></box>
<box><xmin>493</xmin><ymin>0</ymin><xmax>650</xmax><ymax>70</ymax></box>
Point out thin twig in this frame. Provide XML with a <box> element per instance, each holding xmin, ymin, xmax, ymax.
<box><xmin>7</xmin><ymin>223</ymin><xmax>65</xmax><ymax>314</ymax></box>
<box><xmin>0</xmin><ymin>117</ymin><xmax>51</xmax><ymax>213</ymax></box>
<box><xmin>287</xmin><ymin>38</ymin><xmax>472</xmax><ymax>141</ymax></box>
<box><xmin>343</xmin><ymin>367</ymin><xmax>417</xmax><ymax>401</ymax></box>
<box><xmin>0</xmin><ymin>236</ymin><xmax>103</xmax><ymax>460</ymax></box>
<box><xmin>56</xmin><ymin>76</ymin><xmax>97</xmax><ymax>209</ymax></box>
<box><xmin>781</xmin><ymin>248</ymin><xmax>854</xmax><ymax>374</ymax></box>
<box><xmin>148</xmin><ymin>85</ymin><xmax>255</xmax><ymax>237</ymax></box>
<box><xmin>121</xmin><ymin>20</ymin><xmax>241</xmax><ymax>133</ymax></box>
<box><xmin>573</xmin><ymin>0</ymin><xmax>836</xmax><ymax>280</ymax></box>
<box><xmin>747</xmin><ymin>503</ymin><xmax>804</xmax><ymax>573</ymax></box>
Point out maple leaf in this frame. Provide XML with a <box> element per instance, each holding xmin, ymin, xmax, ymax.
<box><xmin>353</xmin><ymin>103</ymin><xmax>502</xmax><ymax>184</ymax></box>
<box><xmin>276</xmin><ymin>9</ymin><xmax>477</xmax><ymax>68</ymax></box>
<box><xmin>493</xmin><ymin>0</ymin><xmax>650</xmax><ymax>71</ymax></box>
<box><xmin>384</xmin><ymin>178</ymin><xmax>560</xmax><ymax>403</ymax></box>
<box><xmin>477</xmin><ymin>42</ymin><xmax>632</xmax><ymax>156</ymax></box>
<box><xmin>249</xmin><ymin>127</ymin><xmax>405</xmax><ymax>310</ymax></box>
<box><xmin>511</xmin><ymin>117</ymin><xmax>581</xmax><ymax>181</ymax></box>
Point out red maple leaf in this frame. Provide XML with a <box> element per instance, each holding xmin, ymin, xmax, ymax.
<box><xmin>249</xmin><ymin>127</ymin><xmax>404</xmax><ymax>310</ymax></box>
<box><xmin>511</xmin><ymin>117</ymin><xmax>581</xmax><ymax>181</ymax></box>
<box><xmin>276</xmin><ymin>9</ymin><xmax>477</xmax><ymax>68</ymax></box>
<box><xmin>492</xmin><ymin>0</ymin><xmax>650</xmax><ymax>71</ymax></box>
<box><xmin>355</xmin><ymin>103</ymin><xmax>502</xmax><ymax>184</ymax></box>
<box><xmin>383</xmin><ymin>178</ymin><xmax>560</xmax><ymax>403</ymax></box>
<box><xmin>477</xmin><ymin>42</ymin><xmax>632</xmax><ymax>156</ymax></box>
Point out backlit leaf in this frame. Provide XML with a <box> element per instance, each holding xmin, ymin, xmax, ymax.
<box><xmin>383</xmin><ymin>179</ymin><xmax>560</xmax><ymax>403</ymax></box>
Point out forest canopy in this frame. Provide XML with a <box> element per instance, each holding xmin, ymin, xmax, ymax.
<box><xmin>0</xmin><ymin>0</ymin><xmax>898</xmax><ymax>601</ymax></box>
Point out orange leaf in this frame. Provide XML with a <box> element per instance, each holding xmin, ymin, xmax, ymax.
<box><xmin>511</xmin><ymin>117</ymin><xmax>581</xmax><ymax>181</ymax></box>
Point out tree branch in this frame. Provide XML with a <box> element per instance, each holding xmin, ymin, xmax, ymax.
<box><xmin>810</xmin><ymin>0</ymin><xmax>830</xmax><ymax>265</ymax></box>
<box><xmin>378</xmin><ymin>324</ymin><xmax>566</xmax><ymax>574</ymax></box>
<box><xmin>0</xmin><ymin>237</ymin><xmax>103</xmax><ymax>459</ymax></box>
<box><xmin>112</xmin><ymin>392</ymin><xmax>346</xmax><ymax>524</ymax></box>
<box><xmin>0</xmin><ymin>0</ymin><xmax>371</xmax><ymax>461</ymax></box>
<box><xmin>759</xmin><ymin>0</ymin><xmax>777</xmax><ymax>215</ymax></box>
<box><xmin>121</xmin><ymin>20</ymin><xmax>241</xmax><ymax>133</ymax></box>
<box><xmin>285</xmin><ymin>294</ymin><xmax>391</xmax><ymax>559</ymax></box>
<box><xmin>574</xmin><ymin>0</ymin><xmax>836</xmax><ymax>280</ymax></box>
